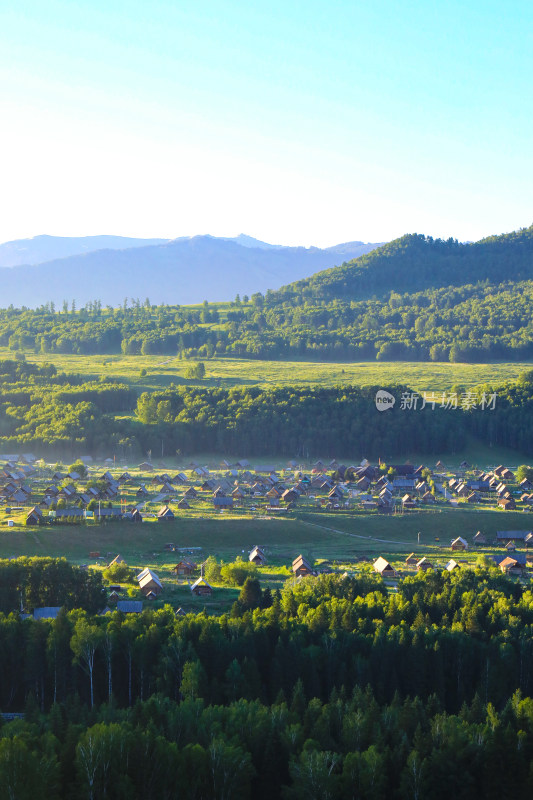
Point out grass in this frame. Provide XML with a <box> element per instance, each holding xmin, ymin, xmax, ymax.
<box><xmin>4</xmin><ymin>349</ymin><xmax>530</xmax><ymax>393</ymax></box>
<box><xmin>3</xmin><ymin>507</ymin><xmax>531</xmax><ymax>566</ymax></box>
<box><xmin>4</xmin><ymin>505</ymin><xmax>531</xmax><ymax>612</ymax></box>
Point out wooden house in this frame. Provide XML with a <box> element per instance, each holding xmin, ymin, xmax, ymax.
<box><xmin>25</xmin><ymin>507</ymin><xmax>42</xmax><ymax>526</ymax></box>
<box><xmin>445</xmin><ymin>559</ymin><xmax>460</xmax><ymax>572</ymax></box>
<box><xmin>33</xmin><ymin>607</ymin><xmax>62</xmax><ymax>620</ymax></box>
<box><xmin>499</xmin><ymin>557</ymin><xmax>525</xmax><ymax>576</ymax></box>
<box><xmin>373</xmin><ymin>557</ymin><xmax>398</xmax><ymax>578</ymax></box>
<box><xmin>497</xmin><ymin>530</ymin><xmax>531</xmax><ymax>544</ymax></box>
<box><xmin>249</xmin><ymin>546</ymin><xmax>267</xmax><ymax>566</ymax></box>
<box><xmin>190</xmin><ymin>577</ymin><xmax>213</xmax><ymax>596</ymax></box>
<box><xmin>282</xmin><ymin>488</ymin><xmax>299</xmax><ymax>503</ymax></box>
<box><xmin>402</xmin><ymin>494</ymin><xmax>416</xmax><ymax>509</ymax></box>
<box><xmin>473</xmin><ymin>531</ymin><xmax>487</xmax><ymax>545</ymax></box>
<box><xmin>108</xmin><ymin>554</ymin><xmax>126</xmax><ymax>567</ymax></box>
<box><xmin>183</xmin><ymin>486</ymin><xmax>198</xmax><ymax>499</ymax></box>
<box><xmin>138</xmin><ymin>569</ymin><xmax>163</xmax><ymax>596</ymax></box>
<box><xmin>213</xmin><ymin>497</ymin><xmax>233</xmax><ymax>509</ymax></box>
<box><xmin>416</xmin><ymin>557</ymin><xmax>434</xmax><ymax>571</ymax></box>
<box><xmin>451</xmin><ymin>536</ymin><xmax>468</xmax><ymax>551</ymax></box>
<box><xmin>117</xmin><ymin>600</ymin><xmax>143</xmax><ymax>613</ymax></box>
<box><xmin>157</xmin><ymin>505</ymin><xmax>175</xmax><ymax>522</ymax></box>
<box><xmin>177</xmin><ymin>499</ymin><xmax>191</xmax><ymax>510</ymax></box>
<box><xmin>292</xmin><ymin>555</ymin><xmax>315</xmax><ymax>578</ymax></box>
<box><xmin>405</xmin><ymin>553</ymin><xmax>418</xmax><ymax>567</ymax></box>
<box><xmin>173</xmin><ymin>561</ymin><xmax>196</xmax><ymax>576</ymax></box>
<box><xmin>498</xmin><ymin>497</ymin><xmax>516</xmax><ymax>510</ymax></box>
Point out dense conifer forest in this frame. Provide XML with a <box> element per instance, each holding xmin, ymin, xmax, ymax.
<box><xmin>2</xmin><ymin>562</ymin><xmax>533</xmax><ymax>798</ymax></box>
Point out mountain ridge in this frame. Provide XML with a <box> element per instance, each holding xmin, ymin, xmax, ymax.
<box><xmin>271</xmin><ymin>224</ymin><xmax>533</xmax><ymax>302</ymax></box>
<box><xmin>0</xmin><ymin>235</ymin><xmax>383</xmax><ymax>307</ymax></box>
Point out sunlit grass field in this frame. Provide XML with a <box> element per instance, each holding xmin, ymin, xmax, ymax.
<box><xmin>4</xmin><ymin>348</ymin><xmax>530</xmax><ymax>393</ymax></box>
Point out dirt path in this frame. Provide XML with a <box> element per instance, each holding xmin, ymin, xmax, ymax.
<box><xmin>299</xmin><ymin>519</ymin><xmax>434</xmax><ymax>549</ymax></box>
<box><xmin>300</xmin><ymin>519</ymin><xmax>403</xmax><ymax>544</ymax></box>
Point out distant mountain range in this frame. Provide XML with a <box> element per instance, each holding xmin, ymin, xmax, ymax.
<box><xmin>0</xmin><ymin>234</ymin><xmax>384</xmax><ymax>307</ymax></box>
<box><xmin>0</xmin><ymin>235</ymin><xmax>169</xmax><ymax>267</ymax></box>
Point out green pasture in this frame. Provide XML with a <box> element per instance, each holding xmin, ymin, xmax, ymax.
<box><xmin>2</xmin><ymin>507</ymin><xmax>530</xmax><ymax>567</ymax></box>
<box><xmin>3</xmin><ymin>348</ymin><xmax>530</xmax><ymax>393</ymax></box>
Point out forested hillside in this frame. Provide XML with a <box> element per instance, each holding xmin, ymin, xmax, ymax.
<box><xmin>272</xmin><ymin>224</ymin><xmax>533</xmax><ymax>302</ymax></box>
<box><xmin>0</xmin><ymin>277</ymin><xmax>532</xmax><ymax>363</ymax></box>
<box><xmin>3</xmin><ymin>565</ymin><xmax>533</xmax><ymax>798</ymax></box>
<box><xmin>1</xmin><ymin>358</ymin><xmax>533</xmax><ymax>456</ymax></box>
<box><xmin>0</xmin><ymin>223</ymin><xmax>532</xmax><ymax>363</ymax></box>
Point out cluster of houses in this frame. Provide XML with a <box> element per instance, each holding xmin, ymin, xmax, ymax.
<box><xmin>446</xmin><ymin>464</ymin><xmax>533</xmax><ymax>510</ymax></box>
<box><xmin>0</xmin><ymin>452</ymin><xmax>529</xmax><ymax>529</ymax></box>
<box><xmin>372</xmin><ymin>527</ymin><xmax>533</xmax><ymax>580</ymax></box>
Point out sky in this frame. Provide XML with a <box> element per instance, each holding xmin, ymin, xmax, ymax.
<box><xmin>0</xmin><ymin>0</ymin><xmax>531</xmax><ymax>248</ymax></box>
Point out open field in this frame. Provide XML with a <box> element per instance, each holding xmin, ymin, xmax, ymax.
<box><xmin>3</xmin><ymin>504</ymin><xmax>531</xmax><ymax>612</ymax></box>
<box><xmin>3</xmin><ymin>349</ymin><xmax>530</xmax><ymax>393</ymax></box>
<box><xmin>3</xmin><ymin>507</ymin><xmax>530</xmax><ymax>565</ymax></box>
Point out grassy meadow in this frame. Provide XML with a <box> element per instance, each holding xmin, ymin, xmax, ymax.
<box><xmin>3</xmin><ymin>505</ymin><xmax>529</xmax><ymax>572</ymax></box>
<box><xmin>3</xmin><ymin>348</ymin><xmax>530</xmax><ymax>393</ymax></box>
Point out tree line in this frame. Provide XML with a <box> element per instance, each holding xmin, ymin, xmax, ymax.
<box><xmin>1</xmin><ymin>272</ymin><xmax>533</xmax><ymax>364</ymax></box>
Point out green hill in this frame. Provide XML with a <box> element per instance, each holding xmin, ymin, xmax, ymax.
<box><xmin>271</xmin><ymin>224</ymin><xmax>533</xmax><ymax>302</ymax></box>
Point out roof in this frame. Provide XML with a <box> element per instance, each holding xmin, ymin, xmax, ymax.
<box><xmin>138</xmin><ymin>569</ymin><xmax>162</xmax><ymax>590</ymax></box>
<box><xmin>157</xmin><ymin>505</ymin><xmax>175</xmax><ymax>518</ymax></box>
<box><xmin>373</xmin><ymin>557</ymin><xmax>394</xmax><ymax>573</ymax></box>
<box><xmin>497</xmin><ymin>530</ymin><xmax>531</xmax><ymax>539</ymax></box>
<box><xmin>116</xmin><ymin>600</ymin><xmax>143</xmax><ymax>613</ymax></box>
<box><xmin>292</xmin><ymin>554</ymin><xmax>313</xmax><ymax>572</ymax></box>
<box><xmin>213</xmin><ymin>497</ymin><xmax>233</xmax><ymax>506</ymax></box>
<box><xmin>33</xmin><ymin>606</ymin><xmax>61</xmax><ymax>620</ymax></box>
<box><xmin>191</xmin><ymin>577</ymin><xmax>213</xmax><ymax>591</ymax></box>
<box><xmin>499</xmin><ymin>557</ymin><xmax>523</xmax><ymax>569</ymax></box>
<box><xmin>491</xmin><ymin>552</ymin><xmax>527</xmax><ymax>566</ymax></box>
<box><xmin>445</xmin><ymin>559</ymin><xmax>459</xmax><ymax>571</ymax></box>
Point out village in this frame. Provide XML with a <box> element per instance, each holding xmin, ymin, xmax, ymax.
<box><xmin>0</xmin><ymin>452</ymin><xmax>532</xmax><ymax>618</ymax></box>
<box><xmin>1</xmin><ymin>453</ymin><xmax>532</xmax><ymax>526</ymax></box>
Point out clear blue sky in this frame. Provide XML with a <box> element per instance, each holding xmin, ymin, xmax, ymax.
<box><xmin>1</xmin><ymin>0</ymin><xmax>531</xmax><ymax>246</ymax></box>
